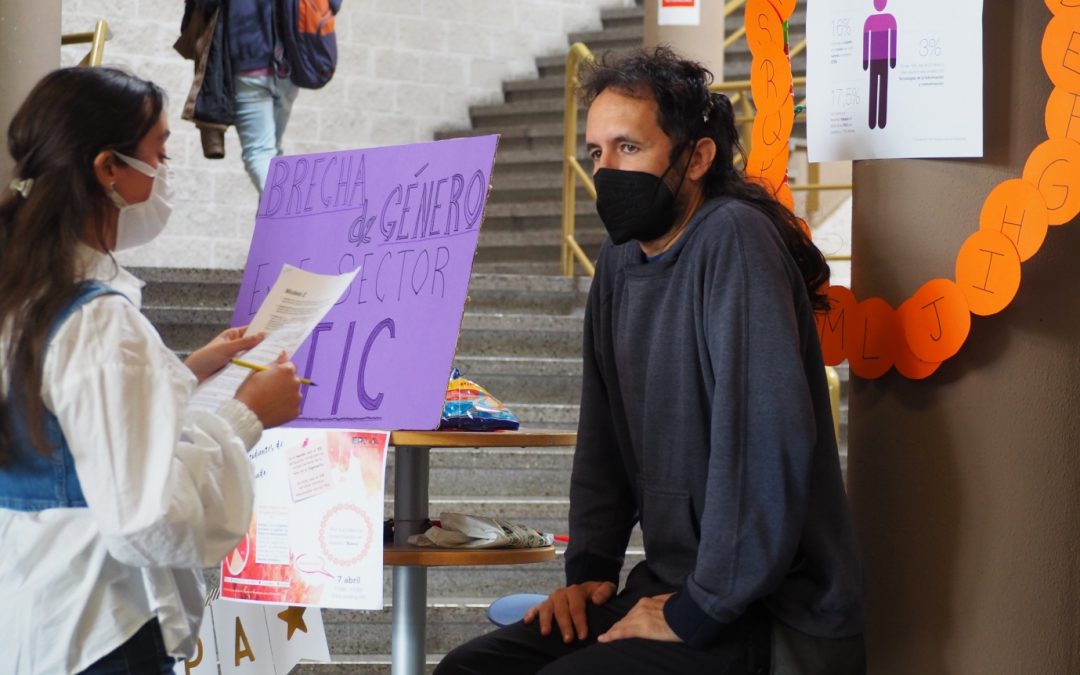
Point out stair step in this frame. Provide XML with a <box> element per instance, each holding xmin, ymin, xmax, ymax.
<box><xmin>482</xmin><ymin>199</ymin><xmax>601</xmax><ymax>232</ymax></box>
<box><xmin>489</xmin><ymin>174</ymin><xmax>593</xmax><ymax>204</ymax></box>
<box><xmin>491</xmin><ymin>147</ymin><xmax>569</xmax><ymax>174</ymax></box>
<box><xmin>471</xmin><ymin>261</ymin><xmax>567</xmax><ymax>275</ymax></box>
<box><xmin>133</xmin><ymin>267</ymin><xmax>242</xmax><ymax>308</ymax></box>
<box><xmin>292</xmin><ymin>655</ymin><xmax>438</xmax><ymax>675</ymax></box>
<box><xmin>600</xmin><ymin>5</ymin><xmax>645</xmax><ymax>29</ymax></box>
<box><xmin>470</xmin><ymin>98</ymin><xmax>581</xmax><ymax>130</ymax></box>
<box><xmin>503</xmin><ymin>75</ymin><xmax>568</xmax><ymax>103</ymax></box>
<box><xmin>567</xmin><ymin>25</ymin><xmax>643</xmax><ymax>51</ymax></box>
<box><xmin>437</xmin><ymin>123</ymin><xmax>574</xmax><ymax>153</ymax></box>
<box><xmin>472</xmin><ymin>229</ymin><xmax>605</xmax><ymax>268</ymax></box>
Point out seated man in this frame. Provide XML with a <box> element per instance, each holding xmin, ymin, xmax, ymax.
<box><xmin>435</xmin><ymin>47</ymin><xmax>865</xmax><ymax>675</ymax></box>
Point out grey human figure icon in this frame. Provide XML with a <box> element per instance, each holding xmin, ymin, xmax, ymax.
<box><xmin>863</xmin><ymin>0</ymin><xmax>898</xmax><ymax>129</ymax></box>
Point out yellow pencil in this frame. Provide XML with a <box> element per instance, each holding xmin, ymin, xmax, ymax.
<box><xmin>231</xmin><ymin>358</ymin><xmax>316</xmax><ymax>386</ymax></box>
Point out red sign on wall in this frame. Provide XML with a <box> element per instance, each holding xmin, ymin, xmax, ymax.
<box><xmin>662</xmin><ymin>0</ymin><xmax>696</xmax><ymax>6</ymax></box>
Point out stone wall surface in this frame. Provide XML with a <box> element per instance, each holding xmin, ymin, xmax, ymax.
<box><xmin>60</xmin><ymin>0</ymin><xmax>633</xmax><ymax>268</ymax></box>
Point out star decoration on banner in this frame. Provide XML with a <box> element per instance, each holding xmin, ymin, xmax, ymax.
<box><xmin>277</xmin><ymin>606</ymin><xmax>309</xmax><ymax>640</ymax></box>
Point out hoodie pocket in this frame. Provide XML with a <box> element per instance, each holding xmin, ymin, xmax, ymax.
<box><xmin>640</xmin><ymin>488</ymin><xmax>699</xmax><ymax>584</ymax></box>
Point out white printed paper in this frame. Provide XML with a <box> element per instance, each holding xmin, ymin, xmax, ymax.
<box><xmin>189</xmin><ymin>264</ymin><xmax>359</xmax><ymax>412</ymax></box>
<box><xmin>807</xmin><ymin>0</ymin><xmax>984</xmax><ymax>162</ymax></box>
<box><xmin>221</xmin><ymin>428</ymin><xmax>389</xmax><ymax>610</ymax></box>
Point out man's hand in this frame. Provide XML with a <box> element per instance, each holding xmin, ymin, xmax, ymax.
<box><xmin>523</xmin><ymin>581</ymin><xmax>616</xmax><ymax>643</ymax></box>
<box><xmin>185</xmin><ymin>326</ymin><xmax>265</xmax><ymax>384</ymax></box>
<box><xmin>597</xmin><ymin>593</ymin><xmax>681</xmax><ymax>644</ymax></box>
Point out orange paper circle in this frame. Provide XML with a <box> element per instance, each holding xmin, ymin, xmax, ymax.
<box><xmin>750</xmin><ymin>51</ymin><xmax>794</xmax><ymax>115</ymax></box>
<box><xmin>746</xmin><ymin>143</ymin><xmax>790</xmax><ymax>194</ymax></box>
<box><xmin>817</xmin><ymin>285</ymin><xmax>856</xmax><ymax>366</ymax></box>
<box><xmin>893</xmin><ymin>330</ymin><xmax>942</xmax><ymax>380</ymax></box>
<box><xmin>746</xmin><ymin>0</ymin><xmax>785</xmax><ymax>56</ymax></box>
<box><xmin>978</xmin><ymin>178</ymin><xmax>1049</xmax><ymax>261</ymax></box>
<box><xmin>848</xmin><ymin>297</ymin><xmax>897</xmax><ymax>380</ymax></box>
<box><xmin>753</xmin><ymin>95</ymin><xmax>795</xmax><ymax>155</ymax></box>
<box><xmin>765</xmin><ymin>0</ymin><xmax>797</xmax><ymax>21</ymax></box>
<box><xmin>1042</xmin><ymin>15</ymin><xmax>1080</xmax><ymax>91</ymax></box>
<box><xmin>1021</xmin><ymin>137</ymin><xmax>1080</xmax><ymax>225</ymax></box>
<box><xmin>955</xmin><ymin>229</ymin><xmax>1023</xmax><ymax>316</ymax></box>
<box><xmin>1045</xmin><ymin>87</ymin><xmax>1080</xmax><ymax>142</ymax></box>
<box><xmin>902</xmin><ymin>279</ymin><xmax>971</xmax><ymax>363</ymax></box>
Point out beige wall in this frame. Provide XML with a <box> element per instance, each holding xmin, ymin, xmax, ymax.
<box><xmin>642</xmin><ymin>0</ymin><xmax>724</xmax><ymax>77</ymax></box>
<box><xmin>847</xmin><ymin>1</ymin><xmax>1080</xmax><ymax>673</ymax></box>
<box><xmin>0</xmin><ymin>0</ymin><xmax>61</xmax><ymax>184</ymax></box>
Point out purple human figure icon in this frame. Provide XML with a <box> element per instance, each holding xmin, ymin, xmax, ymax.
<box><xmin>863</xmin><ymin>0</ymin><xmax>898</xmax><ymax>129</ymax></box>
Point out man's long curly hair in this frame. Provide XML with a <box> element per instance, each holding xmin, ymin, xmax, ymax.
<box><xmin>579</xmin><ymin>46</ymin><xmax>830</xmax><ymax>311</ymax></box>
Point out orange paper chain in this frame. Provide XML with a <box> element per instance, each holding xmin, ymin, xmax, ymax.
<box><xmin>744</xmin><ymin>0</ymin><xmax>1080</xmax><ymax>380</ymax></box>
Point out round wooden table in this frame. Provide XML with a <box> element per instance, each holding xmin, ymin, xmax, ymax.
<box><xmin>386</xmin><ymin>429</ymin><xmax>576</xmax><ymax>675</ymax></box>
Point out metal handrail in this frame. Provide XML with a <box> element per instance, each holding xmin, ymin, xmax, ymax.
<box><xmin>561</xmin><ymin>42</ymin><xmax>597</xmax><ymax>277</ymax></box>
<box><xmin>560</xmin><ymin>14</ymin><xmax>851</xmax><ymax>278</ymax></box>
<box><xmin>61</xmin><ymin>19</ymin><xmax>110</xmax><ymax>67</ymax></box>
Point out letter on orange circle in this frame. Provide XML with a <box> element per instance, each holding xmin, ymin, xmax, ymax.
<box><xmin>746</xmin><ymin>143</ymin><xmax>790</xmax><ymax>194</ymax></box>
<box><xmin>1045</xmin><ymin>87</ymin><xmax>1080</xmax><ymax>142</ymax></box>
<box><xmin>751</xmin><ymin>51</ymin><xmax>794</xmax><ymax>115</ymax></box>
<box><xmin>902</xmin><ymin>279</ymin><xmax>971</xmax><ymax>363</ymax></box>
<box><xmin>978</xmin><ymin>179</ymin><xmax>1049</xmax><ymax>262</ymax></box>
<box><xmin>1022</xmin><ymin>137</ymin><xmax>1080</xmax><ymax>225</ymax></box>
<box><xmin>1042</xmin><ymin>15</ymin><xmax>1080</xmax><ymax>91</ymax></box>
<box><xmin>848</xmin><ymin>297</ymin><xmax>897</xmax><ymax>380</ymax></box>
<box><xmin>753</xmin><ymin>95</ymin><xmax>795</xmax><ymax>152</ymax></box>
<box><xmin>746</xmin><ymin>0</ymin><xmax>784</xmax><ymax>56</ymax></box>
<box><xmin>816</xmin><ymin>285</ymin><xmax>855</xmax><ymax>366</ymax></box>
<box><xmin>955</xmin><ymin>229</ymin><xmax>1023</xmax><ymax>316</ymax></box>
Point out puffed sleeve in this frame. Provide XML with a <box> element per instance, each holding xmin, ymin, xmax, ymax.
<box><xmin>43</xmin><ymin>294</ymin><xmax>261</xmax><ymax>569</ymax></box>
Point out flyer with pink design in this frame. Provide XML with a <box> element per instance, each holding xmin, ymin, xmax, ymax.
<box><xmin>221</xmin><ymin>428</ymin><xmax>389</xmax><ymax>610</ymax></box>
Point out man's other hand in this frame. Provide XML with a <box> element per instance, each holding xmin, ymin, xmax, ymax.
<box><xmin>597</xmin><ymin>593</ymin><xmax>682</xmax><ymax>644</ymax></box>
<box><xmin>523</xmin><ymin>581</ymin><xmax>616</xmax><ymax>643</ymax></box>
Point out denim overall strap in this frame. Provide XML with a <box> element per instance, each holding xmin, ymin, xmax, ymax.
<box><xmin>0</xmin><ymin>281</ymin><xmax>120</xmax><ymax>511</ymax></box>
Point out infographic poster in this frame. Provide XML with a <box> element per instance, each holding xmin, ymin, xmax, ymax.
<box><xmin>221</xmin><ymin>429</ymin><xmax>389</xmax><ymax>610</ymax></box>
<box><xmin>807</xmin><ymin>0</ymin><xmax>984</xmax><ymax>161</ymax></box>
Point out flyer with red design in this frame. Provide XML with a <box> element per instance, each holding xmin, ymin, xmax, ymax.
<box><xmin>221</xmin><ymin>428</ymin><xmax>389</xmax><ymax>610</ymax></box>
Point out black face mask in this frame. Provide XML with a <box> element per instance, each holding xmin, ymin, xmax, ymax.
<box><xmin>594</xmin><ymin>169</ymin><xmax>675</xmax><ymax>245</ymax></box>
<box><xmin>593</xmin><ymin>150</ymin><xmax>690</xmax><ymax>245</ymax></box>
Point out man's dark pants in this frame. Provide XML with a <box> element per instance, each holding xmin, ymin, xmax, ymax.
<box><xmin>433</xmin><ymin>563</ymin><xmax>771</xmax><ymax>675</ymax></box>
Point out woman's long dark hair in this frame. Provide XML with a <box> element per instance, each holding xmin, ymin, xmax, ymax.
<box><xmin>0</xmin><ymin>67</ymin><xmax>164</xmax><ymax>465</ymax></box>
<box><xmin>579</xmin><ymin>46</ymin><xmax>830</xmax><ymax>310</ymax></box>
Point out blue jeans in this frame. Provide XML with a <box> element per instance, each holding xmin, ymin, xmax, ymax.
<box><xmin>234</xmin><ymin>72</ymin><xmax>299</xmax><ymax>193</ymax></box>
<box><xmin>78</xmin><ymin>618</ymin><xmax>176</xmax><ymax>675</ymax></box>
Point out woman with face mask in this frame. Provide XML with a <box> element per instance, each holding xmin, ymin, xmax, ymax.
<box><xmin>0</xmin><ymin>67</ymin><xmax>304</xmax><ymax>674</ymax></box>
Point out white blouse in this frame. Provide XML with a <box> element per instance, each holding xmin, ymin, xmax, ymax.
<box><xmin>0</xmin><ymin>250</ymin><xmax>261</xmax><ymax>674</ymax></box>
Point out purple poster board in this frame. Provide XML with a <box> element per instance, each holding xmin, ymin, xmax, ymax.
<box><xmin>232</xmin><ymin>135</ymin><xmax>499</xmax><ymax>430</ymax></box>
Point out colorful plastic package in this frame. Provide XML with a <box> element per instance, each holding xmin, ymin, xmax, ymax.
<box><xmin>439</xmin><ymin>368</ymin><xmax>520</xmax><ymax>431</ymax></box>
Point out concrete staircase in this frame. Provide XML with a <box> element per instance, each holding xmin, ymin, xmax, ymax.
<box><xmin>136</xmin><ymin>3</ymin><xmax>843</xmax><ymax>673</ymax></box>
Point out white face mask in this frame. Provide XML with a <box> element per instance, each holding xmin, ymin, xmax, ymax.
<box><xmin>108</xmin><ymin>151</ymin><xmax>174</xmax><ymax>251</ymax></box>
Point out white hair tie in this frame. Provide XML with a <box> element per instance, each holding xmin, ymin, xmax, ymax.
<box><xmin>9</xmin><ymin>178</ymin><xmax>34</xmax><ymax>199</ymax></box>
